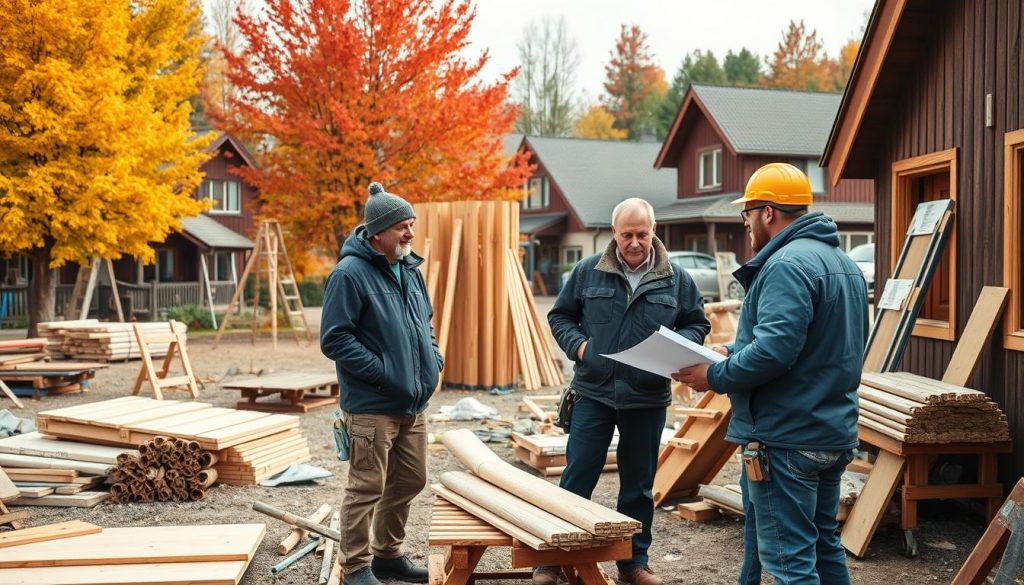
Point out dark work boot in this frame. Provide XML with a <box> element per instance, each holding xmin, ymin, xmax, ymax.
<box><xmin>343</xmin><ymin>566</ymin><xmax>383</xmax><ymax>585</ymax></box>
<box><xmin>371</xmin><ymin>554</ymin><xmax>429</xmax><ymax>583</ymax></box>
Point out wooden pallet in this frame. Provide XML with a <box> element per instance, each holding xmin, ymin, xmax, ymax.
<box><xmin>427</xmin><ymin>497</ymin><xmax>628</xmax><ymax>585</ymax></box>
<box><xmin>222</xmin><ymin>372</ymin><xmax>339</xmax><ymax>413</ymax></box>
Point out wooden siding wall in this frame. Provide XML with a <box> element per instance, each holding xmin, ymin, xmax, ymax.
<box><xmin>674</xmin><ymin>115</ymin><xmax>730</xmax><ymax>197</ymax></box>
<box><xmin>871</xmin><ymin>0</ymin><xmax>1024</xmax><ymax>482</ymax></box>
<box><xmin>196</xmin><ymin>144</ymin><xmax>258</xmax><ymax>237</ymax></box>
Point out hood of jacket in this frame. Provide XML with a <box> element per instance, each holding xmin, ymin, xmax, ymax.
<box><xmin>733</xmin><ymin>211</ymin><xmax>840</xmax><ymax>289</ymax></box>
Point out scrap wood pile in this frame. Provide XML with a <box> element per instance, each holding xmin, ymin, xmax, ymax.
<box><xmin>434</xmin><ymin>429</ymin><xmax>638</xmax><ymax>551</ymax></box>
<box><xmin>0</xmin><ymin>338</ymin><xmax>50</xmax><ymax>366</ymax></box>
<box><xmin>0</xmin><ymin>522</ymin><xmax>264</xmax><ymax>584</ymax></box>
<box><xmin>110</xmin><ymin>436</ymin><xmax>217</xmax><ymax>503</ymax></box>
<box><xmin>0</xmin><ymin>339</ymin><xmax>107</xmax><ymax>400</ymax></box>
<box><xmin>38</xmin><ymin>319</ymin><xmax>185</xmax><ymax>361</ymax></box>
<box><xmin>858</xmin><ymin>372</ymin><xmax>1010</xmax><ymax>443</ymax></box>
<box><xmin>0</xmin><ymin>432</ymin><xmax>129</xmax><ymax>508</ymax></box>
<box><xmin>511</xmin><ymin>432</ymin><xmax>616</xmax><ymax>477</ymax></box>
<box><xmin>412</xmin><ymin>201</ymin><xmax>564</xmax><ymax>392</ymax></box>
<box><xmin>35</xmin><ymin>396</ymin><xmax>311</xmax><ymax>487</ymax></box>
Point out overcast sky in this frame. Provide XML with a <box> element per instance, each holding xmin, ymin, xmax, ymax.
<box><xmin>462</xmin><ymin>1</ymin><xmax>875</xmax><ymax>101</ymax></box>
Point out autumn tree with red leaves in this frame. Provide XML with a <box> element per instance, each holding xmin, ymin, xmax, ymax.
<box><xmin>213</xmin><ymin>0</ymin><xmax>530</xmax><ymax>258</ymax></box>
<box><xmin>602</xmin><ymin>24</ymin><xmax>666</xmax><ymax>140</ymax></box>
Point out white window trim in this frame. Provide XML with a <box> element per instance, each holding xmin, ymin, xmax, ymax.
<box><xmin>698</xmin><ymin>147</ymin><xmax>722</xmax><ymax>191</ymax></box>
<box><xmin>204</xmin><ymin>179</ymin><xmax>242</xmax><ymax>215</ymax></box>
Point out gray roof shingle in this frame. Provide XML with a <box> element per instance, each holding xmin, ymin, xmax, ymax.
<box><xmin>180</xmin><ymin>215</ymin><xmax>255</xmax><ymax>250</ymax></box>
<box><xmin>692</xmin><ymin>85</ymin><xmax>843</xmax><ymax>157</ymax></box>
<box><xmin>655</xmin><ymin>193</ymin><xmax>873</xmax><ymax>225</ymax></box>
<box><xmin>523</xmin><ymin>136</ymin><xmax>677</xmax><ymax>228</ymax></box>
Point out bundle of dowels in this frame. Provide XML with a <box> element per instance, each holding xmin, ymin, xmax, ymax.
<box><xmin>858</xmin><ymin>372</ymin><xmax>1010</xmax><ymax>444</ymax></box>
<box><xmin>110</xmin><ymin>436</ymin><xmax>218</xmax><ymax>503</ymax></box>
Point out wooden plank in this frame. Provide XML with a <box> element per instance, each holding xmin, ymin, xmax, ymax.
<box><xmin>0</xmin><ymin>467</ymin><xmax>18</xmax><ymax>502</ymax></box>
<box><xmin>951</xmin><ymin>478</ymin><xmax>1024</xmax><ymax>585</ymax></box>
<box><xmin>840</xmin><ymin>450</ymin><xmax>907</xmax><ymax>557</ymax></box>
<box><xmin>943</xmin><ymin>286</ymin><xmax>1009</xmax><ymax>385</ymax></box>
<box><xmin>509</xmin><ymin>539</ymin><xmax>631</xmax><ymax>568</ymax></box>
<box><xmin>0</xmin><ymin>560</ymin><xmax>249</xmax><ymax>584</ymax></box>
<box><xmin>0</xmin><ymin>524</ymin><xmax>265</xmax><ymax>568</ymax></box>
<box><xmin>0</xmin><ymin>520</ymin><xmax>101</xmax><ymax>549</ymax></box>
<box><xmin>7</xmin><ymin>491</ymin><xmax>109</xmax><ymax>508</ymax></box>
<box><xmin>437</xmin><ymin>219</ymin><xmax>463</xmax><ymax>372</ymax></box>
<box><xmin>221</xmin><ymin>372</ymin><xmax>337</xmax><ymax>391</ymax></box>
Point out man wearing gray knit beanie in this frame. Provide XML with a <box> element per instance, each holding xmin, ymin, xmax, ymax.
<box><xmin>321</xmin><ymin>182</ymin><xmax>442</xmax><ymax>585</ymax></box>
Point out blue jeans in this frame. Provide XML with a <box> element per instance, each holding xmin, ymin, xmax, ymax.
<box><xmin>560</xmin><ymin>397</ymin><xmax>665</xmax><ymax>570</ymax></box>
<box><xmin>737</xmin><ymin>447</ymin><xmax>854</xmax><ymax>585</ymax></box>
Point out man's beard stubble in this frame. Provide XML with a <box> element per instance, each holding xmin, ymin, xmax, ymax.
<box><xmin>395</xmin><ymin>243</ymin><xmax>412</xmax><ymax>259</ymax></box>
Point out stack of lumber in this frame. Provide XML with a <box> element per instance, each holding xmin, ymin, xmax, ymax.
<box><xmin>858</xmin><ymin>372</ymin><xmax>1010</xmax><ymax>444</ymax></box>
<box><xmin>0</xmin><ymin>338</ymin><xmax>50</xmax><ymax>366</ymax></box>
<box><xmin>35</xmin><ymin>396</ymin><xmax>310</xmax><ymax>486</ymax></box>
<box><xmin>412</xmin><ymin>201</ymin><xmax>564</xmax><ymax>392</ymax></box>
<box><xmin>677</xmin><ymin>474</ymin><xmax>863</xmax><ymax>524</ymax></box>
<box><xmin>0</xmin><ymin>362</ymin><xmax>105</xmax><ymax>398</ymax></box>
<box><xmin>0</xmin><ymin>523</ymin><xmax>265</xmax><ymax>584</ymax></box>
<box><xmin>0</xmin><ymin>432</ymin><xmax>134</xmax><ymax>508</ymax></box>
<box><xmin>110</xmin><ymin>436</ymin><xmax>218</xmax><ymax>503</ymax></box>
<box><xmin>436</xmin><ymin>429</ymin><xmax>639</xmax><ymax>551</ymax></box>
<box><xmin>511</xmin><ymin>432</ymin><xmax>616</xmax><ymax>477</ymax></box>
<box><xmin>38</xmin><ymin>320</ymin><xmax>185</xmax><ymax>361</ymax></box>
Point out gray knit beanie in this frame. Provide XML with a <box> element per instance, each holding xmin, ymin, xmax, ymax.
<box><xmin>363</xmin><ymin>182</ymin><xmax>416</xmax><ymax>237</ymax></box>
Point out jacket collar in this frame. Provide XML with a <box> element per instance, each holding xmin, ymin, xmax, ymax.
<box><xmin>596</xmin><ymin>236</ymin><xmax>672</xmax><ymax>280</ymax></box>
<box><xmin>733</xmin><ymin>211</ymin><xmax>824</xmax><ymax>289</ymax></box>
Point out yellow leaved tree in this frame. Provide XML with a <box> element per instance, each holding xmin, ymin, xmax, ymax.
<box><xmin>0</xmin><ymin>0</ymin><xmax>211</xmax><ymax>334</ymax></box>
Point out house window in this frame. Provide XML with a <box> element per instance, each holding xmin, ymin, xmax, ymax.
<box><xmin>1003</xmin><ymin>129</ymin><xmax>1024</xmax><ymax>350</ymax></box>
<box><xmin>698</xmin><ymin>148</ymin><xmax>722</xmax><ymax>191</ymax></box>
<box><xmin>788</xmin><ymin>159</ymin><xmax>827</xmax><ymax>195</ymax></box>
<box><xmin>839</xmin><ymin>232</ymin><xmax>874</xmax><ymax>252</ymax></box>
<box><xmin>890</xmin><ymin>149</ymin><xmax>957</xmax><ymax>341</ymax></box>
<box><xmin>143</xmin><ymin>249</ymin><xmax>175</xmax><ymax>283</ymax></box>
<box><xmin>522</xmin><ymin>177</ymin><xmax>549</xmax><ymax>210</ymax></box>
<box><xmin>213</xmin><ymin>252</ymin><xmax>233</xmax><ymax>281</ymax></box>
<box><xmin>563</xmin><ymin>246</ymin><xmax>583</xmax><ymax>267</ymax></box>
<box><xmin>202</xmin><ymin>179</ymin><xmax>241</xmax><ymax>214</ymax></box>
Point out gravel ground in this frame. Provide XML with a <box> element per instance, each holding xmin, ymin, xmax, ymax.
<box><xmin>2</xmin><ymin>315</ymin><xmax>990</xmax><ymax>584</ymax></box>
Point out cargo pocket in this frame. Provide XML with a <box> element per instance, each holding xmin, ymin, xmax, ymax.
<box><xmin>348</xmin><ymin>422</ymin><xmax>377</xmax><ymax>471</ymax></box>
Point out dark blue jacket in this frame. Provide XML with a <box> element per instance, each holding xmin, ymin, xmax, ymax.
<box><xmin>707</xmin><ymin>212</ymin><xmax>868</xmax><ymax>451</ymax></box>
<box><xmin>320</xmin><ymin>225</ymin><xmax>443</xmax><ymax>415</ymax></box>
<box><xmin>548</xmin><ymin>238</ymin><xmax>710</xmax><ymax>410</ymax></box>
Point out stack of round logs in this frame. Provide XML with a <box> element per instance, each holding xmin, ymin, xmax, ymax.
<box><xmin>110</xmin><ymin>436</ymin><xmax>218</xmax><ymax>503</ymax></box>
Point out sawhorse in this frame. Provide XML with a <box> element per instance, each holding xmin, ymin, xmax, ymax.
<box><xmin>428</xmin><ymin>497</ymin><xmax>630</xmax><ymax>585</ymax></box>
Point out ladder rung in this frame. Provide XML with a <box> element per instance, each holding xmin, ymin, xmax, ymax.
<box><xmin>673</xmin><ymin>407</ymin><xmax>723</xmax><ymax>420</ymax></box>
<box><xmin>283</xmin><ymin>295</ymin><xmax>300</xmax><ymax>301</ymax></box>
<box><xmin>287</xmin><ymin>311</ymin><xmax>304</xmax><ymax>317</ymax></box>
<box><xmin>157</xmin><ymin>376</ymin><xmax>193</xmax><ymax>388</ymax></box>
<box><xmin>667</xmin><ymin>438</ymin><xmax>699</xmax><ymax>451</ymax></box>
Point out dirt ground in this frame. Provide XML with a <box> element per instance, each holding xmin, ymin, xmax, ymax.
<box><xmin>3</xmin><ymin>325</ymin><xmax>991</xmax><ymax>585</ymax></box>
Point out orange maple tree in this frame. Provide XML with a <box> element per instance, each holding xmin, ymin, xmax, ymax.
<box><xmin>212</xmin><ymin>0</ymin><xmax>530</xmax><ymax>257</ymax></box>
<box><xmin>602</xmin><ymin>24</ymin><xmax>666</xmax><ymax>139</ymax></box>
<box><xmin>763</xmin><ymin>20</ymin><xmax>839</xmax><ymax>91</ymax></box>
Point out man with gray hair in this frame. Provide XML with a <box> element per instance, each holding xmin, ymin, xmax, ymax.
<box><xmin>545</xmin><ymin>198</ymin><xmax>710</xmax><ymax>585</ymax></box>
<box><xmin>321</xmin><ymin>182</ymin><xmax>443</xmax><ymax>585</ymax></box>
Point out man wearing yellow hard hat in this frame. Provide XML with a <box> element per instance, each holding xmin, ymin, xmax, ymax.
<box><xmin>674</xmin><ymin>162</ymin><xmax>869</xmax><ymax>585</ymax></box>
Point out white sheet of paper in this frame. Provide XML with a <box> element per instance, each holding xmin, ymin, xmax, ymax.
<box><xmin>908</xmin><ymin>200</ymin><xmax>946</xmax><ymax>236</ymax></box>
<box><xmin>877</xmin><ymin>278</ymin><xmax>914</xmax><ymax>311</ymax></box>
<box><xmin>601</xmin><ymin>326</ymin><xmax>726</xmax><ymax>379</ymax></box>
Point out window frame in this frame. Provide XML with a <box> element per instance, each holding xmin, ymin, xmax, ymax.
<box><xmin>203</xmin><ymin>179</ymin><xmax>242</xmax><ymax>215</ymax></box>
<box><xmin>697</xmin><ymin>147</ymin><xmax>723</xmax><ymax>192</ymax></box>
<box><xmin>522</xmin><ymin>176</ymin><xmax>549</xmax><ymax>210</ymax></box>
<box><xmin>1003</xmin><ymin>129</ymin><xmax>1024</xmax><ymax>351</ymax></box>
<box><xmin>562</xmin><ymin>246</ymin><xmax>583</xmax><ymax>266</ymax></box>
<box><xmin>890</xmin><ymin>148</ymin><xmax>958</xmax><ymax>342</ymax></box>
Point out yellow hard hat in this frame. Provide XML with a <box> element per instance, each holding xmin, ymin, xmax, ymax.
<box><xmin>732</xmin><ymin>162</ymin><xmax>813</xmax><ymax>206</ymax></box>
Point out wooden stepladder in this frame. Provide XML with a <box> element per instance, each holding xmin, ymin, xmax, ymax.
<box><xmin>66</xmin><ymin>258</ymin><xmax>124</xmax><ymax>322</ymax></box>
<box><xmin>213</xmin><ymin>220</ymin><xmax>312</xmax><ymax>350</ymax></box>
<box><xmin>131</xmin><ymin>321</ymin><xmax>198</xmax><ymax>400</ymax></box>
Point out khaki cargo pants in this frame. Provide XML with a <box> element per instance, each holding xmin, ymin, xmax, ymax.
<box><xmin>339</xmin><ymin>411</ymin><xmax>427</xmax><ymax>574</ymax></box>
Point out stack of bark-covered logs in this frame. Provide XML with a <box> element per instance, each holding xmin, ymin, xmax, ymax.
<box><xmin>110</xmin><ymin>436</ymin><xmax>218</xmax><ymax>503</ymax></box>
<box><xmin>858</xmin><ymin>372</ymin><xmax>1010</xmax><ymax>444</ymax></box>
<box><xmin>412</xmin><ymin>201</ymin><xmax>563</xmax><ymax>391</ymax></box>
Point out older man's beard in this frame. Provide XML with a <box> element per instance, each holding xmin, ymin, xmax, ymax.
<box><xmin>395</xmin><ymin>242</ymin><xmax>413</xmax><ymax>259</ymax></box>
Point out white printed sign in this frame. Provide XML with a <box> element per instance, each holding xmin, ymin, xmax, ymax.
<box><xmin>877</xmin><ymin>278</ymin><xmax>915</xmax><ymax>311</ymax></box>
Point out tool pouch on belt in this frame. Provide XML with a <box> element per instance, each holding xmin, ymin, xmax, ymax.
<box><xmin>742</xmin><ymin>442</ymin><xmax>768</xmax><ymax>482</ymax></box>
<box><xmin>553</xmin><ymin>385</ymin><xmax>581</xmax><ymax>432</ymax></box>
<box><xmin>332</xmin><ymin>409</ymin><xmax>351</xmax><ymax>462</ymax></box>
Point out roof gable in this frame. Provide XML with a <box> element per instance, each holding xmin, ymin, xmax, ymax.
<box><xmin>658</xmin><ymin>85</ymin><xmax>844</xmax><ymax>167</ymax></box>
<box><xmin>208</xmin><ymin>132</ymin><xmax>260</xmax><ymax>169</ymax></box>
<box><xmin>523</xmin><ymin>136</ymin><xmax>677</xmax><ymax>228</ymax></box>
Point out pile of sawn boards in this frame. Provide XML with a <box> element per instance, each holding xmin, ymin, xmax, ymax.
<box><xmin>0</xmin><ymin>432</ymin><xmax>129</xmax><ymax>508</ymax></box>
<box><xmin>858</xmin><ymin>372</ymin><xmax>1010</xmax><ymax>443</ymax></box>
<box><xmin>35</xmin><ymin>396</ymin><xmax>311</xmax><ymax>485</ymax></box>
<box><xmin>0</xmin><ymin>338</ymin><xmax>106</xmax><ymax>398</ymax></box>
<box><xmin>38</xmin><ymin>320</ymin><xmax>184</xmax><ymax>361</ymax></box>
<box><xmin>0</xmin><ymin>522</ymin><xmax>265</xmax><ymax>584</ymax></box>
<box><xmin>436</xmin><ymin>429</ymin><xmax>639</xmax><ymax>551</ymax></box>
